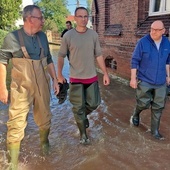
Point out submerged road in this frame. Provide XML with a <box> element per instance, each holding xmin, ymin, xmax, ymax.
<box><xmin>0</xmin><ymin>45</ymin><xmax>170</xmax><ymax>170</ymax></box>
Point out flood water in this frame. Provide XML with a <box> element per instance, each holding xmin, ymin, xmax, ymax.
<box><xmin>0</xmin><ymin>45</ymin><xmax>170</xmax><ymax>170</ymax></box>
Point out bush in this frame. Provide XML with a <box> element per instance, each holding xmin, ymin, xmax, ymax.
<box><xmin>0</xmin><ymin>29</ymin><xmax>8</xmax><ymax>47</ymax></box>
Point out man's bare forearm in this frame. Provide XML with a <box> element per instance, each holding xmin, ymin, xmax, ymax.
<box><xmin>0</xmin><ymin>63</ymin><xmax>7</xmax><ymax>89</ymax></box>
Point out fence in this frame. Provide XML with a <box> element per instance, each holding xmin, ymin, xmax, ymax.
<box><xmin>46</xmin><ymin>30</ymin><xmax>61</xmax><ymax>45</ymax></box>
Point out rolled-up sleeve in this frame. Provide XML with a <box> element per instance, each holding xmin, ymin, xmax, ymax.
<box><xmin>46</xmin><ymin>39</ymin><xmax>53</xmax><ymax>65</ymax></box>
<box><xmin>58</xmin><ymin>36</ymin><xmax>68</xmax><ymax>58</ymax></box>
<box><xmin>0</xmin><ymin>33</ymin><xmax>14</xmax><ymax>64</ymax></box>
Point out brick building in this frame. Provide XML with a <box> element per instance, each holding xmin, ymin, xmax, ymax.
<box><xmin>91</xmin><ymin>0</ymin><xmax>170</xmax><ymax>80</ymax></box>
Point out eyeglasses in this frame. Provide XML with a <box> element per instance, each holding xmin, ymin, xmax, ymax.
<box><xmin>31</xmin><ymin>16</ymin><xmax>44</xmax><ymax>21</ymax></box>
<box><xmin>151</xmin><ymin>28</ymin><xmax>164</xmax><ymax>32</ymax></box>
<box><xmin>75</xmin><ymin>15</ymin><xmax>88</xmax><ymax>19</ymax></box>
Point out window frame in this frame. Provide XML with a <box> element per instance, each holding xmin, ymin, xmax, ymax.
<box><xmin>149</xmin><ymin>0</ymin><xmax>170</xmax><ymax>16</ymax></box>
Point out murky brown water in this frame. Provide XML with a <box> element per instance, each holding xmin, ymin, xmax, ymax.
<box><xmin>0</xmin><ymin>45</ymin><xmax>170</xmax><ymax>170</ymax></box>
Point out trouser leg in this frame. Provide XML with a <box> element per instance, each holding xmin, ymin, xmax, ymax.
<box><xmin>85</xmin><ymin>81</ymin><xmax>101</xmax><ymax>115</ymax></box>
<box><xmin>34</xmin><ymin>106</ymin><xmax>51</xmax><ymax>154</ymax></box>
<box><xmin>7</xmin><ymin>84</ymin><xmax>32</xmax><ymax>144</ymax></box>
<box><xmin>150</xmin><ymin>85</ymin><xmax>166</xmax><ymax>140</ymax></box>
<box><xmin>33</xmin><ymin>76</ymin><xmax>51</xmax><ymax>154</ymax></box>
<box><xmin>151</xmin><ymin>109</ymin><xmax>163</xmax><ymax>139</ymax></box>
<box><xmin>84</xmin><ymin>82</ymin><xmax>101</xmax><ymax>128</ymax></box>
<box><xmin>132</xmin><ymin>84</ymin><xmax>152</xmax><ymax>126</ymax></box>
<box><xmin>7</xmin><ymin>85</ymin><xmax>32</xmax><ymax>169</ymax></box>
<box><xmin>69</xmin><ymin>83</ymin><xmax>90</xmax><ymax>144</ymax></box>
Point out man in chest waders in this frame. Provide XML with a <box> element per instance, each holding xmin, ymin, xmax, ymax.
<box><xmin>0</xmin><ymin>5</ymin><xmax>59</xmax><ymax>170</ymax></box>
<box><xmin>57</xmin><ymin>7</ymin><xmax>110</xmax><ymax>145</ymax></box>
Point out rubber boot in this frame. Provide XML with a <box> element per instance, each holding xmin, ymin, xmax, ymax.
<box><xmin>151</xmin><ymin>109</ymin><xmax>164</xmax><ymax>140</ymax></box>
<box><xmin>84</xmin><ymin>116</ymin><xmax>89</xmax><ymax>129</ymax></box>
<box><xmin>85</xmin><ymin>107</ymin><xmax>91</xmax><ymax>128</ymax></box>
<box><xmin>7</xmin><ymin>142</ymin><xmax>20</xmax><ymax>170</ymax></box>
<box><xmin>132</xmin><ymin>107</ymin><xmax>142</xmax><ymax>126</ymax></box>
<box><xmin>39</xmin><ymin>129</ymin><xmax>50</xmax><ymax>155</ymax></box>
<box><xmin>74</xmin><ymin>114</ymin><xmax>90</xmax><ymax>145</ymax></box>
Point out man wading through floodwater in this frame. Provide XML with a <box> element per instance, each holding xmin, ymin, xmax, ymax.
<box><xmin>57</xmin><ymin>7</ymin><xmax>110</xmax><ymax>145</ymax></box>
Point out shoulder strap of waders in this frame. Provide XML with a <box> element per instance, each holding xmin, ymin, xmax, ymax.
<box><xmin>17</xmin><ymin>29</ymin><xmax>31</xmax><ymax>59</ymax></box>
<box><xmin>37</xmin><ymin>35</ymin><xmax>45</xmax><ymax>59</ymax></box>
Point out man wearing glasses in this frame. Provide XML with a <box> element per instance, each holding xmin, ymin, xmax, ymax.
<box><xmin>57</xmin><ymin>7</ymin><xmax>110</xmax><ymax>145</ymax></box>
<box><xmin>0</xmin><ymin>5</ymin><xmax>59</xmax><ymax>169</ymax></box>
<box><xmin>130</xmin><ymin>20</ymin><xmax>170</xmax><ymax>140</ymax></box>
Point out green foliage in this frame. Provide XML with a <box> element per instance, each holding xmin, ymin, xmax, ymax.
<box><xmin>0</xmin><ymin>0</ymin><xmax>22</xmax><ymax>30</ymax></box>
<box><xmin>0</xmin><ymin>29</ymin><xmax>8</xmax><ymax>47</ymax></box>
<box><xmin>35</xmin><ymin>0</ymin><xmax>70</xmax><ymax>33</ymax></box>
<box><xmin>87</xmin><ymin>0</ymin><xmax>93</xmax><ymax>14</ymax></box>
<box><xmin>43</xmin><ymin>18</ymin><xmax>58</xmax><ymax>32</ymax></box>
<box><xmin>87</xmin><ymin>0</ymin><xmax>93</xmax><ymax>15</ymax></box>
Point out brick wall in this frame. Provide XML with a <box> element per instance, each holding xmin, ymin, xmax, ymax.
<box><xmin>92</xmin><ymin>0</ymin><xmax>139</xmax><ymax>80</ymax></box>
<box><xmin>92</xmin><ymin>0</ymin><xmax>170</xmax><ymax>79</ymax></box>
<box><xmin>92</xmin><ymin>0</ymin><xmax>170</xmax><ymax>80</ymax></box>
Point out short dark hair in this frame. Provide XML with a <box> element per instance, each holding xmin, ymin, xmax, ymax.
<box><xmin>66</xmin><ymin>21</ymin><xmax>72</xmax><ymax>25</ymax></box>
<box><xmin>74</xmin><ymin>7</ymin><xmax>88</xmax><ymax>16</ymax></box>
<box><xmin>22</xmin><ymin>5</ymin><xmax>41</xmax><ymax>21</ymax></box>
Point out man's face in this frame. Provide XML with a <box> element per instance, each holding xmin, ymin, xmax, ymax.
<box><xmin>74</xmin><ymin>9</ymin><xmax>88</xmax><ymax>27</ymax></box>
<box><xmin>150</xmin><ymin>21</ymin><xmax>165</xmax><ymax>41</ymax></box>
<box><xmin>66</xmin><ymin>23</ymin><xmax>72</xmax><ymax>30</ymax></box>
<box><xmin>30</xmin><ymin>8</ymin><xmax>45</xmax><ymax>33</ymax></box>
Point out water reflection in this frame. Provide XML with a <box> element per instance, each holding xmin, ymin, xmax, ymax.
<box><xmin>0</xmin><ymin>45</ymin><xmax>170</xmax><ymax>170</ymax></box>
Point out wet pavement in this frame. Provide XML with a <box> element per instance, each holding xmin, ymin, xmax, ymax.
<box><xmin>0</xmin><ymin>45</ymin><xmax>170</xmax><ymax>170</ymax></box>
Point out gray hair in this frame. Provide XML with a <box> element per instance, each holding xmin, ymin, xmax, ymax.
<box><xmin>22</xmin><ymin>5</ymin><xmax>40</xmax><ymax>21</ymax></box>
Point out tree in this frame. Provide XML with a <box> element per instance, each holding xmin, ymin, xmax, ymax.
<box><xmin>87</xmin><ymin>0</ymin><xmax>93</xmax><ymax>14</ymax></box>
<box><xmin>35</xmin><ymin>0</ymin><xmax>70</xmax><ymax>33</ymax></box>
<box><xmin>0</xmin><ymin>0</ymin><xmax>22</xmax><ymax>30</ymax></box>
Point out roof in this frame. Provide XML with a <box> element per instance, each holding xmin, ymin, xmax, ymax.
<box><xmin>66</xmin><ymin>15</ymin><xmax>75</xmax><ymax>22</ymax></box>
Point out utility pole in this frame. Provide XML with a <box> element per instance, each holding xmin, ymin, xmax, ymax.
<box><xmin>76</xmin><ymin>0</ymin><xmax>80</xmax><ymax>7</ymax></box>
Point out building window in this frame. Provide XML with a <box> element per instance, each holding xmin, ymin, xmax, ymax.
<box><xmin>149</xmin><ymin>0</ymin><xmax>170</xmax><ymax>16</ymax></box>
<box><xmin>105</xmin><ymin>56</ymin><xmax>117</xmax><ymax>70</ymax></box>
<box><xmin>104</xmin><ymin>24</ymin><xmax>122</xmax><ymax>36</ymax></box>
